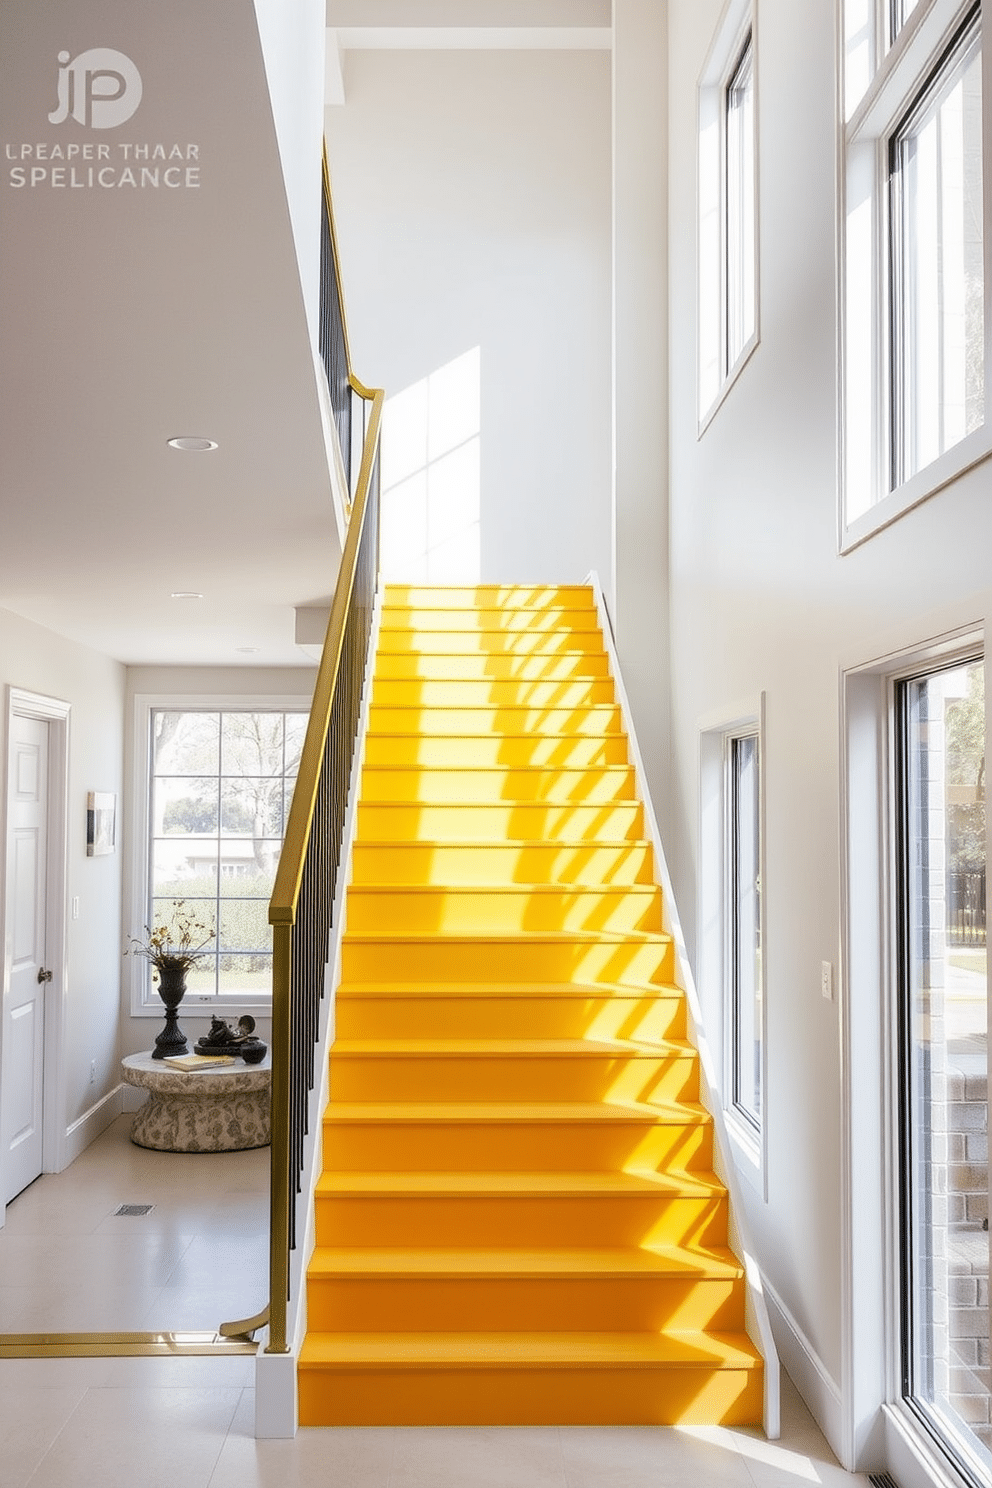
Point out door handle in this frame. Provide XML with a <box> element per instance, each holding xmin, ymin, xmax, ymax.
<box><xmin>36</xmin><ymin>967</ymin><xmax>52</xmax><ymax>984</ymax></box>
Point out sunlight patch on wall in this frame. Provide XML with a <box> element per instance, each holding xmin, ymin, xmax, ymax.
<box><xmin>379</xmin><ymin>348</ymin><xmax>481</xmax><ymax>582</ymax></box>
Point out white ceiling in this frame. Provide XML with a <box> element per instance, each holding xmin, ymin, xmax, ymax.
<box><xmin>0</xmin><ymin>0</ymin><xmax>340</xmax><ymax>668</ymax></box>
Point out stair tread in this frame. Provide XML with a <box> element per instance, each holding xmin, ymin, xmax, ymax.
<box><xmin>348</xmin><ymin>883</ymin><xmax>657</xmax><ymax>896</ymax></box>
<box><xmin>316</xmin><ymin>1169</ymin><xmax>724</xmax><ymax>1198</ymax></box>
<box><xmin>323</xmin><ymin>1099</ymin><xmax>709</xmax><ymax>1124</ymax></box>
<box><xmin>342</xmin><ymin>929</ymin><xmax>669</xmax><ymax>945</ymax></box>
<box><xmin>307</xmin><ymin>1244</ymin><xmax>744</xmax><ymax>1280</ymax></box>
<box><xmin>300</xmin><ymin>1330</ymin><xmax>761</xmax><ymax>1370</ymax></box>
<box><xmin>336</xmin><ymin>981</ymin><xmax>681</xmax><ymax>999</ymax></box>
<box><xmin>331</xmin><ymin>1037</ymin><xmax>693</xmax><ymax>1058</ymax></box>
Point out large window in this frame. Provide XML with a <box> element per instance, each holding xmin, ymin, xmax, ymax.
<box><xmin>699</xmin><ymin>1</ymin><xmax>759</xmax><ymax>426</ymax></box>
<box><xmin>138</xmin><ymin>707</ymin><xmax>307</xmax><ymax>1007</ymax></box>
<box><xmin>895</xmin><ymin>655</ymin><xmax>989</xmax><ymax>1484</ymax></box>
<box><xmin>843</xmin><ymin>0</ymin><xmax>990</xmax><ymax>542</ymax></box>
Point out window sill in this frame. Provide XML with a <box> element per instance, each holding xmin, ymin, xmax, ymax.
<box><xmin>841</xmin><ymin>423</ymin><xmax>992</xmax><ymax>552</ymax></box>
<box><xmin>698</xmin><ymin>330</ymin><xmax>760</xmax><ymax>438</ymax></box>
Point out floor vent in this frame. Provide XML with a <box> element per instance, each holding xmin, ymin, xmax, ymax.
<box><xmin>114</xmin><ymin>1203</ymin><xmax>154</xmax><ymax>1217</ymax></box>
<box><xmin>868</xmin><ymin>1474</ymin><xmax>901</xmax><ymax>1488</ymax></box>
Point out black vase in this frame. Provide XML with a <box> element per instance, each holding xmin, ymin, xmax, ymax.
<box><xmin>151</xmin><ymin>962</ymin><xmax>189</xmax><ymax>1059</ymax></box>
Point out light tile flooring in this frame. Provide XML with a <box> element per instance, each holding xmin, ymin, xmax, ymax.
<box><xmin>0</xmin><ymin>1116</ymin><xmax>873</xmax><ymax>1487</ymax></box>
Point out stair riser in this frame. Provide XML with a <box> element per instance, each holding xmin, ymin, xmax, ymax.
<box><xmin>340</xmin><ymin>937</ymin><xmax>674</xmax><ymax>986</ymax></box>
<box><xmin>355</xmin><ymin>802</ymin><xmax>644</xmax><ymax>842</ymax></box>
<box><xmin>384</xmin><ymin>586</ymin><xmax>597</xmax><ymax>607</ymax></box>
<box><xmin>301</xmin><ymin>1362</ymin><xmax>761</xmax><ymax>1427</ymax></box>
<box><xmin>330</xmin><ymin>1054</ymin><xmax>699</xmax><ymax>1105</ymax></box>
<box><xmin>334</xmin><ymin>993</ymin><xmax>686</xmax><ymax>1041</ymax></box>
<box><xmin>345</xmin><ymin>890</ymin><xmax>662</xmax><ymax>935</ymax></box>
<box><xmin>374</xmin><ymin>653</ymin><xmax>611</xmax><ymax>681</ymax></box>
<box><xmin>299</xmin><ymin>1364</ymin><xmax>762</xmax><ymax>1427</ymax></box>
<box><xmin>321</xmin><ymin>1119</ymin><xmax>713</xmax><ymax>1173</ymax></box>
<box><xmin>362</xmin><ymin>736</ymin><xmax>632</xmax><ymax>769</ymax></box>
<box><xmin>380</xmin><ymin>609</ymin><xmax>602</xmax><ymax>632</ymax></box>
<box><xmin>358</xmin><ymin>768</ymin><xmax>637</xmax><ymax>805</ymax></box>
<box><xmin>368</xmin><ymin>707</ymin><xmax>624</xmax><ymax>736</ymax></box>
<box><xmin>314</xmin><ymin>1194</ymin><xmax>729</xmax><ymax>1249</ymax></box>
<box><xmin>371</xmin><ymin>679</ymin><xmax>618</xmax><ymax>708</ymax></box>
<box><xmin>375</xmin><ymin>631</ymin><xmax>604</xmax><ymax>658</ymax></box>
<box><xmin>305</xmin><ymin>1275</ymin><xmax>745</xmax><ymax>1333</ymax></box>
<box><xmin>350</xmin><ymin>841</ymin><xmax>653</xmax><ymax>883</ymax></box>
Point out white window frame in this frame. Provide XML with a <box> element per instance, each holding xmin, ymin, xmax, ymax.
<box><xmin>840</xmin><ymin>0</ymin><xmax>992</xmax><ymax>549</ymax></box>
<box><xmin>127</xmin><ymin>692</ymin><xmax>310</xmax><ymax>1018</ymax></box>
<box><xmin>698</xmin><ymin>695</ymin><xmax>768</xmax><ymax>1197</ymax></box>
<box><xmin>698</xmin><ymin>0</ymin><xmax>760</xmax><ymax>432</ymax></box>
<box><xmin>841</xmin><ymin>621</ymin><xmax>988</xmax><ymax>1485</ymax></box>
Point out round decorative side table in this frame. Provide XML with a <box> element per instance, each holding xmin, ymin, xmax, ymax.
<box><xmin>121</xmin><ymin>1052</ymin><xmax>272</xmax><ymax>1153</ymax></box>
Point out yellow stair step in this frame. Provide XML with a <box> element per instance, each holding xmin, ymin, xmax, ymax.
<box><xmin>307</xmin><ymin>1243</ymin><xmax>742</xmax><ymax>1280</ymax></box>
<box><xmin>321</xmin><ymin>1098</ymin><xmax>713</xmax><ymax>1172</ymax></box>
<box><xmin>349</xmin><ymin>839</ymin><xmax>655</xmax><ymax>884</ymax></box>
<box><xmin>358</xmin><ymin>765</ymin><xmax>636</xmax><ymax>804</ymax></box>
<box><xmin>375</xmin><ymin>628</ymin><xmax>606</xmax><ymax>657</ymax></box>
<box><xmin>315</xmin><ymin>1167</ymin><xmax>723</xmax><ymax>1199</ymax></box>
<box><xmin>374</xmin><ymin>651</ymin><xmax>611</xmax><ymax>680</ymax></box>
<box><xmin>354</xmin><ymin>801</ymin><xmax>644</xmax><ymax>842</ymax></box>
<box><xmin>383</xmin><ymin>584</ymin><xmax>597</xmax><ymax>608</ymax></box>
<box><xmin>379</xmin><ymin>607</ymin><xmax>602</xmax><ymax>632</ymax></box>
<box><xmin>340</xmin><ymin>929</ymin><xmax>675</xmax><ymax>988</ymax></box>
<box><xmin>345</xmin><ymin>883</ymin><xmax>661</xmax><ymax>934</ymax></box>
<box><xmin>304</xmin><ymin>1244</ymin><xmax>747</xmax><ymax>1333</ymax></box>
<box><xmin>371</xmin><ymin>678</ymin><xmax>617</xmax><ymax>708</ymax></box>
<box><xmin>367</xmin><ymin>704</ymin><xmax>624</xmax><ymax>735</ymax></box>
<box><xmin>362</xmin><ymin>733</ymin><xmax>631</xmax><ymax>768</ymax></box>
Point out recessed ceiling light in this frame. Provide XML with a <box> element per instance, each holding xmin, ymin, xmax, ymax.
<box><xmin>167</xmin><ymin>436</ymin><xmax>218</xmax><ymax>452</ymax></box>
<box><xmin>170</xmin><ymin>591</ymin><xmax>203</xmax><ymax>600</ymax></box>
<box><xmin>237</xmin><ymin>646</ymin><xmax>261</xmax><ymax>654</ymax></box>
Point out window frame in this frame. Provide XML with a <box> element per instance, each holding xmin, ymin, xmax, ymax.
<box><xmin>841</xmin><ymin>623</ymin><xmax>989</xmax><ymax>1485</ymax></box>
<box><xmin>698</xmin><ymin>696</ymin><xmax>768</xmax><ymax>1196</ymax></box>
<box><xmin>727</xmin><ymin>726</ymin><xmax>764</xmax><ymax>1138</ymax></box>
<box><xmin>698</xmin><ymin>0</ymin><xmax>760</xmax><ymax>432</ymax></box>
<box><xmin>840</xmin><ymin>0</ymin><xmax>992</xmax><ymax>549</ymax></box>
<box><xmin>127</xmin><ymin>692</ymin><xmax>311</xmax><ymax>1018</ymax></box>
<box><xmin>891</xmin><ymin>651</ymin><xmax>990</xmax><ymax>1488</ymax></box>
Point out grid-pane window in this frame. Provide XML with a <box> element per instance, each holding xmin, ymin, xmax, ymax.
<box><xmin>897</xmin><ymin>657</ymin><xmax>989</xmax><ymax>1482</ymax></box>
<box><xmin>725</xmin><ymin>31</ymin><xmax>756</xmax><ymax>373</ymax></box>
<box><xmin>889</xmin><ymin>11</ymin><xmax>984</xmax><ymax>486</ymax></box>
<box><xmin>149</xmin><ymin>709</ymin><xmax>306</xmax><ymax>1002</ymax></box>
<box><xmin>730</xmin><ymin>732</ymin><xmax>762</xmax><ymax>1131</ymax></box>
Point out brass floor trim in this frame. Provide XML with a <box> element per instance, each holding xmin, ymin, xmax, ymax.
<box><xmin>0</xmin><ymin>1330</ymin><xmax>258</xmax><ymax>1358</ymax></box>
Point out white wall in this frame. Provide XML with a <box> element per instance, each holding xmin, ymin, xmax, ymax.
<box><xmin>666</xmin><ymin>0</ymin><xmax>992</xmax><ymax>1465</ymax></box>
<box><xmin>325</xmin><ymin>45</ymin><xmax>613</xmax><ymax>592</ymax></box>
<box><xmin>0</xmin><ymin>607</ymin><xmax>126</xmax><ymax>1149</ymax></box>
<box><xmin>253</xmin><ymin>0</ymin><xmax>326</xmax><ymax>344</ymax></box>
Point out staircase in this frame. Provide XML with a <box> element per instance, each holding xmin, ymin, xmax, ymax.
<box><xmin>298</xmin><ymin>583</ymin><xmax>763</xmax><ymax>1427</ymax></box>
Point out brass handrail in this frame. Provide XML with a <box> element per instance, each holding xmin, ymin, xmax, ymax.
<box><xmin>265</xmin><ymin>151</ymin><xmax>384</xmax><ymax>1356</ymax></box>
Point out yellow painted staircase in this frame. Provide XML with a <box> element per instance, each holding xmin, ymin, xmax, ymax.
<box><xmin>298</xmin><ymin>583</ymin><xmax>763</xmax><ymax>1426</ymax></box>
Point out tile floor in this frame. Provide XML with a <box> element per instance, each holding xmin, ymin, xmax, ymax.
<box><xmin>0</xmin><ymin>1116</ymin><xmax>873</xmax><ymax>1487</ymax></box>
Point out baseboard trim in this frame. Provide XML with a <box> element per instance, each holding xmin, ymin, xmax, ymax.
<box><xmin>62</xmin><ymin>1084</ymin><xmax>125</xmax><ymax>1168</ymax></box>
<box><xmin>764</xmin><ymin>1276</ymin><xmax>845</xmax><ymax>1462</ymax></box>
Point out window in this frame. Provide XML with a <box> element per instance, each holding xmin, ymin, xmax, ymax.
<box><xmin>895</xmin><ymin>654</ymin><xmax>989</xmax><ymax>1485</ymax></box>
<box><xmin>134</xmin><ymin>706</ymin><xmax>308</xmax><ymax>1009</ymax></box>
<box><xmin>728</xmin><ymin>730</ymin><xmax>763</xmax><ymax>1134</ymax></box>
<box><xmin>725</xmin><ymin>32</ymin><xmax>756</xmax><ymax>374</ymax></box>
<box><xmin>698</xmin><ymin>701</ymin><xmax>767</xmax><ymax>1192</ymax></box>
<box><xmin>699</xmin><ymin>2</ymin><xmax>759</xmax><ymax>426</ymax></box>
<box><xmin>842</xmin><ymin>0</ymin><xmax>990</xmax><ymax>543</ymax></box>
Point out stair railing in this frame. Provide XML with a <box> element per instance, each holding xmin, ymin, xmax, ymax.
<box><xmin>259</xmin><ymin>154</ymin><xmax>384</xmax><ymax>1358</ymax></box>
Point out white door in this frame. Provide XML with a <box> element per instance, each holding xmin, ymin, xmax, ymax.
<box><xmin>2</xmin><ymin>714</ymin><xmax>50</xmax><ymax>1203</ymax></box>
